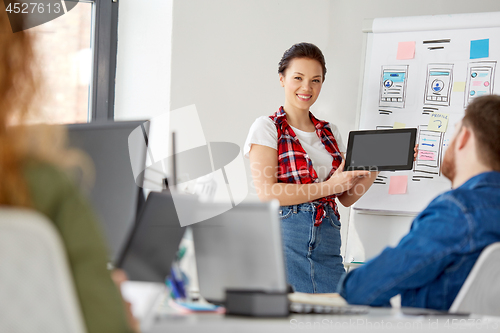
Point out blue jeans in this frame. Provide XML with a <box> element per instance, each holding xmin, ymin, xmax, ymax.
<box><xmin>280</xmin><ymin>202</ymin><xmax>345</xmax><ymax>293</ymax></box>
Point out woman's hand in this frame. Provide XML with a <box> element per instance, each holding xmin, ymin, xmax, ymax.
<box><xmin>414</xmin><ymin>144</ymin><xmax>419</xmax><ymax>161</ymax></box>
<box><xmin>326</xmin><ymin>160</ymin><xmax>370</xmax><ymax>195</ymax></box>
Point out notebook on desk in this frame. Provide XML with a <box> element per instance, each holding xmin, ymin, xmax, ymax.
<box><xmin>191</xmin><ymin>200</ymin><xmax>368</xmax><ymax>315</ymax></box>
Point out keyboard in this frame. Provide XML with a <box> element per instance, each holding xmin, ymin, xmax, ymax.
<box><xmin>288</xmin><ymin>292</ymin><xmax>369</xmax><ymax>314</ymax></box>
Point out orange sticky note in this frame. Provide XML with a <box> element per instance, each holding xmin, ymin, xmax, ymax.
<box><xmin>389</xmin><ymin>175</ymin><xmax>408</xmax><ymax>195</ymax></box>
<box><xmin>397</xmin><ymin>41</ymin><xmax>415</xmax><ymax>60</ymax></box>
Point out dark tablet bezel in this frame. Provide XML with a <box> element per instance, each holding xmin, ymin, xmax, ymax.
<box><xmin>344</xmin><ymin>128</ymin><xmax>417</xmax><ymax>171</ymax></box>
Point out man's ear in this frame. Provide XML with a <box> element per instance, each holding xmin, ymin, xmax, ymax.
<box><xmin>279</xmin><ymin>73</ymin><xmax>285</xmax><ymax>87</ymax></box>
<box><xmin>456</xmin><ymin>126</ymin><xmax>471</xmax><ymax>150</ymax></box>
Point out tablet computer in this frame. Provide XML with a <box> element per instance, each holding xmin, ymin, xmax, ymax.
<box><xmin>344</xmin><ymin>128</ymin><xmax>417</xmax><ymax>171</ymax></box>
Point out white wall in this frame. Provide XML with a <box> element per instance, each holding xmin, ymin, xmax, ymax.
<box><xmin>169</xmin><ymin>0</ymin><xmax>331</xmax><ymax>148</ymax></box>
<box><xmin>114</xmin><ymin>0</ymin><xmax>173</xmax><ymax>121</ymax></box>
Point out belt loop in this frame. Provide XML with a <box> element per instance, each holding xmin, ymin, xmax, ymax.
<box><xmin>293</xmin><ymin>205</ymin><xmax>298</xmax><ymax>214</ymax></box>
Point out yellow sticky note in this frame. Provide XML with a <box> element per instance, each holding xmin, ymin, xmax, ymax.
<box><xmin>393</xmin><ymin>122</ymin><xmax>406</xmax><ymax>129</ymax></box>
<box><xmin>453</xmin><ymin>82</ymin><xmax>466</xmax><ymax>92</ymax></box>
<box><xmin>428</xmin><ymin>112</ymin><xmax>449</xmax><ymax>132</ymax></box>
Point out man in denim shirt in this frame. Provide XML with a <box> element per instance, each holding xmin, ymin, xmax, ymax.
<box><xmin>338</xmin><ymin>95</ymin><xmax>500</xmax><ymax>310</ymax></box>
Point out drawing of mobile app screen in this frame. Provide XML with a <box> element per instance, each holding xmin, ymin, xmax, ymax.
<box><xmin>380</xmin><ymin>65</ymin><xmax>409</xmax><ymax>109</ymax></box>
<box><xmin>128</xmin><ymin>105</ymin><xmax>248</xmax><ymax>227</ymax></box>
<box><xmin>414</xmin><ymin>126</ymin><xmax>444</xmax><ymax>179</ymax></box>
<box><xmin>424</xmin><ymin>64</ymin><xmax>453</xmax><ymax>106</ymax></box>
<box><xmin>465</xmin><ymin>61</ymin><xmax>497</xmax><ymax>106</ymax></box>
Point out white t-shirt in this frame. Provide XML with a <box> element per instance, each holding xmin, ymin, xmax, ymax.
<box><xmin>244</xmin><ymin>116</ymin><xmax>346</xmax><ymax>182</ymax></box>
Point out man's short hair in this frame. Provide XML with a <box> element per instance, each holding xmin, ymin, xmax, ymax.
<box><xmin>463</xmin><ymin>95</ymin><xmax>500</xmax><ymax>171</ymax></box>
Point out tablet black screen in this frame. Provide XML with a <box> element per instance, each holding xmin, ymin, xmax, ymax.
<box><xmin>345</xmin><ymin>129</ymin><xmax>417</xmax><ymax>171</ymax></box>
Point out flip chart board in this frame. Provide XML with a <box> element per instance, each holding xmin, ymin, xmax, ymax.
<box><xmin>353</xmin><ymin>12</ymin><xmax>500</xmax><ymax>214</ymax></box>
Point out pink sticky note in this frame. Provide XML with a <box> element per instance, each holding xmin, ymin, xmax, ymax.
<box><xmin>472</xmin><ymin>80</ymin><xmax>483</xmax><ymax>87</ymax></box>
<box><xmin>389</xmin><ymin>175</ymin><xmax>408</xmax><ymax>195</ymax></box>
<box><xmin>419</xmin><ymin>150</ymin><xmax>435</xmax><ymax>161</ymax></box>
<box><xmin>397</xmin><ymin>41</ymin><xmax>416</xmax><ymax>60</ymax></box>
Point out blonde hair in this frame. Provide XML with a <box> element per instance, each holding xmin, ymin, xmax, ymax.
<box><xmin>0</xmin><ymin>7</ymin><xmax>93</xmax><ymax>207</ymax></box>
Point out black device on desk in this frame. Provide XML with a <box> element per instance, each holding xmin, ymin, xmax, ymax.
<box><xmin>344</xmin><ymin>128</ymin><xmax>417</xmax><ymax>171</ymax></box>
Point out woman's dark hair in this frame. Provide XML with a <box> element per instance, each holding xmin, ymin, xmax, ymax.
<box><xmin>278</xmin><ymin>43</ymin><xmax>327</xmax><ymax>82</ymax></box>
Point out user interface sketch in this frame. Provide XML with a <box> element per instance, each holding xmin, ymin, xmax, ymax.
<box><xmin>380</xmin><ymin>65</ymin><xmax>409</xmax><ymax>109</ymax></box>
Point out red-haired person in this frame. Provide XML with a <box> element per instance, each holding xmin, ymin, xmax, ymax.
<box><xmin>0</xmin><ymin>8</ymin><xmax>138</xmax><ymax>333</ymax></box>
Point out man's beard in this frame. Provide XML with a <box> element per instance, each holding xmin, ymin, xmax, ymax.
<box><xmin>441</xmin><ymin>137</ymin><xmax>456</xmax><ymax>182</ymax></box>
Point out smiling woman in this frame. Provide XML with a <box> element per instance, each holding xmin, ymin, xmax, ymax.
<box><xmin>244</xmin><ymin>43</ymin><xmax>377</xmax><ymax>293</ymax></box>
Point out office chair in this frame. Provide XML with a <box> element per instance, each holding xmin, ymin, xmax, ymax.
<box><xmin>450</xmin><ymin>242</ymin><xmax>500</xmax><ymax>316</ymax></box>
<box><xmin>0</xmin><ymin>208</ymin><xmax>87</xmax><ymax>333</ymax></box>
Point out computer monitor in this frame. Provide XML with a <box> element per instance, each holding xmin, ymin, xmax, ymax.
<box><xmin>191</xmin><ymin>201</ymin><xmax>287</xmax><ymax>304</ymax></box>
<box><xmin>67</xmin><ymin>121</ymin><xmax>147</xmax><ymax>261</ymax></box>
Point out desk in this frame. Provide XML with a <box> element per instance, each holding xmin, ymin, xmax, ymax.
<box><xmin>150</xmin><ymin>307</ymin><xmax>500</xmax><ymax>332</ymax></box>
